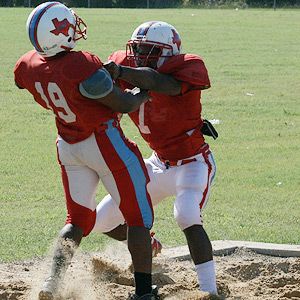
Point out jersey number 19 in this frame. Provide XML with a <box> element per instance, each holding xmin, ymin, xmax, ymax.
<box><xmin>35</xmin><ymin>82</ymin><xmax>76</xmax><ymax>123</ymax></box>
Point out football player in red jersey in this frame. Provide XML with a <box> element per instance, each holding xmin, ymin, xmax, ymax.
<box><xmin>94</xmin><ymin>21</ymin><xmax>218</xmax><ymax>297</ymax></box>
<box><xmin>14</xmin><ymin>4</ymin><xmax>158</xmax><ymax>300</ymax></box>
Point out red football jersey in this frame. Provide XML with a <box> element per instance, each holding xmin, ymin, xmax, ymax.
<box><xmin>108</xmin><ymin>51</ymin><xmax>211</xmax><ymax>160</ymax></box>
<box><xmin>14</xmin><ymin>50</ymin><xmax>118</xmax><ymax>143</ymax></box>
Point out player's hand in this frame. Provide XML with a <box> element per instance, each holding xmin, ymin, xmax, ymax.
<box><xmin>125</xmin><ymin>87</ymin><xmax>151</xmax><ymax>102</ymax></box>
<box><xmin>103</xmin><ymin>61</ymin><xmax>121</xmax><ymax>80</ymax></box>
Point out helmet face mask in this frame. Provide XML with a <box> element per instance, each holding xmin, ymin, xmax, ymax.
<box><xmin>72</xmin><ymin>10</ymin><xmax>87</xmax><ymax>41</ymax></box>
<box><xmin>26</xmin><ymin>2</ymin><xmax>87</xmax><ymax>57</ymax></box>
<box><xmin>126</xmin><ymin>40</ymin><xmax>173</xmax><ymax>68</ymax></box>
<box><xmin>126</xmin><ymin>21</ymin><xmax>181</xmax><ymax>69</ymax></box>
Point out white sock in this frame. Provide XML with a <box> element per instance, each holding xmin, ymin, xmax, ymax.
<box><xmin>195</xmin><ymin>260</ymin><xmax>218</xmax><ymax>294</ymax></box>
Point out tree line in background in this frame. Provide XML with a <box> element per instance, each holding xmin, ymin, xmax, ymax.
<box><xmin>1</xmin><ymin>0</ymin><xmax>300</xmax><ymax>8</ymax></box>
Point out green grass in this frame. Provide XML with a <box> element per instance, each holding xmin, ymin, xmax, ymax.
<box><xmin>0</xmin><ymin>8</ymin><xmax>299</xmax><ymax>262</ymax></box>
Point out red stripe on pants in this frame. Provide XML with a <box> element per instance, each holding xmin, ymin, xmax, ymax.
<box><xmin>200</xmin><ymin>152</ymin><xmax>212</xmax><ymax>209</ymax></box>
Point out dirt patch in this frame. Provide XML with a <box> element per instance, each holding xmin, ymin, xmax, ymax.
<box><xmin>0</xmin><ymin>243</ymin><xmax>299</xmax><ymax>300</ymax></box>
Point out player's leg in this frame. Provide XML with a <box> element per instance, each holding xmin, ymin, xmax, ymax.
<box><xmin>39</xmin><ymin>223</ymin><xmax>84</xmax><ymax>300</ymax></box>
<box><xmin>174</xmin><ymin>150</ymin><xmax>217</xmax><ymax>294</ymax></box>
<box><xmin>94</xmin><ymin>193</ymin><xmax>163</xmax><ymax>258</ymax></box>
<box><xmin>183</xmin><ymin>225</ymin><xmax>216</xmax><ymax>294</ymax></box>
<box><xmin>93</xmin><ymin>121</ymin><xmax>156</xmax><ymax>298</ymax></box>
<box><xmin>39</xmin><ymin>138</ymin><xmax>99</xmax><ymax>300</ymax></box>
<box><xmin>93</xmin><ymin>153</ymin><xmax>174</xmax><ymax>254</ymax></box>
<box><xmin>94</xmin><ymin>194</ymin><xmax>127</xmax><ymax>240</ymax></box>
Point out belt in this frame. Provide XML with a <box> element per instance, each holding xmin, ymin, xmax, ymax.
<box><xmin>163</xmin><ymin>158</ymin><xmax>197</xmax><ymax>168</ymax></box>
<box><xmin>157</xmin><ymin>144</ymin><xmax>210</xmax><ymax>169</ymax></box>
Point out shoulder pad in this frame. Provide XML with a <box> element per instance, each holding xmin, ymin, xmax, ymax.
<box><xmin>79</xmin><ymin>68</ymin><xmax>113</xmax><ymax>99</ymax></box>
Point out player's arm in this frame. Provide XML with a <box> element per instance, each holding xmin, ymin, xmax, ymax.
<box><xmin>79</xmin><ymin>68</ymin><xmax>150</xmax><ymax>113</ymax></box>
<box><xmin>104</xmin><ymin>61</ymin><xmax>181</xmax><ymax>96</ymax></box>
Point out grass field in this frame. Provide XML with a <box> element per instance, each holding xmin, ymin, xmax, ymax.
<box><xmin>0</xmin><ymin>8</ymin><xmax>299</xmax><ymax>263</ymax></box>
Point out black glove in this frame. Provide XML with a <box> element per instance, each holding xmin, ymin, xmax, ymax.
<box><xmin>201</xmin><ymin>119</ymin><xmax>219</xmax><ymax>140</ymax></box>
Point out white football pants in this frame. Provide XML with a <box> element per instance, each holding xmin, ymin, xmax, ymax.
<box><xmin>93</xmin><ymin>149</ymin><xmax>216</xmax><ymax>232</ymax></box>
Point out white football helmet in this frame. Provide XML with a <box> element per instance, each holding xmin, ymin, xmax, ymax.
<box><xmin>26</xmin><ymin>1</ymin><xmax>87</xmax><ymax>57</ymax></box>
<box><xmin>126</xmin><ymin>21</ymin><xmax>182</xmax><ymax>69</ymax></box>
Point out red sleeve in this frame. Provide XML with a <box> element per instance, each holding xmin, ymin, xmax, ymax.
<box><xmin>14</xmin><ymin>52</ymin><xmax>33</xmax><ymax>88</ymax></box>
<box><xmin>14</xmin><ymin>58</ymin><xmax>24</xmax><ymax>88</ymax></box>
<box><xmin>158</xmin><ymin>54</ymin><xmax>211</xmax><ymax>91</ymax></box>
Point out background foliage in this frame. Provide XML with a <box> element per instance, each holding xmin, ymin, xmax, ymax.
<box><xmin>1</xmin><ymin>0</ymin><xmax>300</xmax><ymax>8</ymax></box>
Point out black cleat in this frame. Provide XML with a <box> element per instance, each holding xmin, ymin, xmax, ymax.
<box><xmin>128</xmin><ymin>285</ymin><xmax>160</xmax><ymax>300</ymax></box>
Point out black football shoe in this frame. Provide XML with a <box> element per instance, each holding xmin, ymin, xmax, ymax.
<box><xmin>128</xmin><ymin>285</ymin><xmax>160</xmax><ymax>300</ymax></box>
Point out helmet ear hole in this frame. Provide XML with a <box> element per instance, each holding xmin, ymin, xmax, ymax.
<box><xmin>68</xmin><ymin>37</ymin><xmax>72</xmax><ymax>42</ymax></box>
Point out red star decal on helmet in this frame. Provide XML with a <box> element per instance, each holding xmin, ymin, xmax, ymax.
<box><xmin>50</xmin><ymin>18</ymin><xmax>74</xmax><ymax>37</ymax></box>
<box><xmin>171</xmin><ymin>29</ymin><xmax>181</xmax><ymax>51</ymax></box>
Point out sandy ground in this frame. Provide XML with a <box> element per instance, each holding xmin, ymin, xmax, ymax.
<box><xmin>1</xmin><ymin>242</ymin><xmax>300</xmax><ymax>300</ymax></box>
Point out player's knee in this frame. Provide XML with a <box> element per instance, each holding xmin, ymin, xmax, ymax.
<box><xmin>65</xmin><ymin>208</ymin><xmax>96</xmax><ymax>237</ymax></box>
<box><xmin>174</xmin><ymin>197</ymin><xmax>202</xmax><ymax>230</ymax></box>
<box><xmin>125</xmin><ymin>211</ymin><xmax>154</xmax><ymax>230</ymax></box>
<box><xmin>120</xmin><ymin>199</ymin><xmax>154</xmax><ymax>230</ymax></box>
<box><xmin>93</xmin><ymin>195</ymin><xmax>125</xmax><ymax>233</ymax></box>
<box><xmin>174</xmin><ymin>190</ymin><xmax>203</xmax><ymax>230</ymax></box>
<box><xmin>175</xmin><ymin>214</ymin><xmax>202</xmax><ymax>230</ymax></box>
<box><xmin>126</xmin><ymin>218</ymin><xmax>153</xmax><ymax>230</ymax></box>
<box><xmin>93</xmin><ymin>218</ymin><xmax>108</xmax><ymax>234</ymax></box>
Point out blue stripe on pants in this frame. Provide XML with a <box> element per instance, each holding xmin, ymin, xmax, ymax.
<box><xmin>105</xmin><ymin>120</ymin><xmax>153</xmax><ymax>228</ymax></box>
